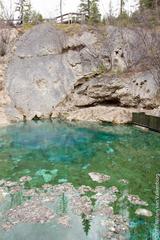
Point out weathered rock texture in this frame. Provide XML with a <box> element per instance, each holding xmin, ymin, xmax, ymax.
<box><xmin>0</xmin><ymin>27</ymin><xmax>18</xmax><ymax>126</ymax></box>
<box><xmin>4</xmin><ymin>24</ymin><xmax>160</xmax><ymax>124</ymax></box>
<box><xmin>6</xmin><ymin>24</ymin><xmax>103</xmax><ymax>120</ymax></box>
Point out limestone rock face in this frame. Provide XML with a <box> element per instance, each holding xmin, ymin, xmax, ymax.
<box><xmin>6</xmin><ymin>24</ymin><xmax>101</xmax><ymax>120</ymax></box>
<box><xmin>103</xmin><ymin>26</ymin><xmax>148</xmax><ymax>70</ymax></box>
<box><xmin>5</xmin><ymin>24</ymin><xmax>160</xmax><ymax>124</ymax></box>
<box><xmin>51</xmin><ymin>69</ymin><xmax>159</xmax><ymax>124</ymax></box>
<box><xmin>0</xmin><ymin>27</ymin><xmax>18</xmax><ymax>126</ymax></box>
<box><xmin>0</xmin><ymin>107</ymin><xmax>9</xmax><ymax>126</ymax></box>
<box><xmin>52</xmin><ymin>106</ymin><xmax>134</xmax><ymax>124</ymax></box>
<box><xmin>61</xmin><ymin>71</ymin><xmax>158</xmax><ymax>110</ymax></box>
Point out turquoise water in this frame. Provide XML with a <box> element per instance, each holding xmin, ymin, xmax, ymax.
<box><xmin>0</xmin><ymin>120</ymin><xmax>160</xmax><ymax>239</ymax></box>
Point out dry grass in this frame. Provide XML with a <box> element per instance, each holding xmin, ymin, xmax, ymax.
<box><xmin>54</xmin><ymin>23</ymin><xmax>82</xmax><ymax>35</ymax></box>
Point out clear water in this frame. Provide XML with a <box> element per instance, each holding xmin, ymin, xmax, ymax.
<box><xmin>0</xmin><ymin>120</ymin><xmax>160</xmax><ymax>239</ymax></box>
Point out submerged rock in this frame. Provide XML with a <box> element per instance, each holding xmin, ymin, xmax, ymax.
<box><xmin>71</xmin><ymin>195</ymin><xmax>92</xmax><ymax>216</ymax></box>
<box><xmin>58</xmin><ymin>178</ymin><xmax>68</xmax><ymax>184</ymax></box>
<box><xmin>0</xmin><ymin>178</ymin><xmax>130</xmax><ymax>239</ymax></box>
<box><xmin>3</xmin><ymin>201</ymin><xmax>55</xmax><ymax>230</ymax></box>
<box><xmin>128</xmin><ymin>194</ymin><xmax>148</xmax><ymax>206</ymax></box>
<box><xmin>88</xmin><ymin>172</ymin><xmax>110</xmax><ymax>183</ymax></box>
<box><xmin>19</xmin><ymin>176</ymin><xmax>32</xmax><ymax>183</ymax></box>
<box><xmin>135</xmin><ymin>208</ymin><xmax>152</xmax><ymax>217</ymax></box>
<box><xmin>35</xmin><ymin>169</ymin><xmax>58</xmax><ymax>183</ymax></box>
<box><xmin>119</xmin><ymin>179</ymin><xmax>129</xmax><ymax>185</ymax></box>
<box><xmin>23</xmin><ymin>189</ymin><xmax>36</xmax><ymax>197</ymax></box>
<box><xmin>4</xmin><ymin>181</ymin><xmax>17</xmax><ymax>188</ymax></box>
<box><xmin>57</xmin><ymin>215</ymin><xmax>71</xmax><ymax>227</ymax></box>
<box><xmin>78</xmin><ymin>185</ymin><xmax>94</xmax><ymax>194</ymax></box>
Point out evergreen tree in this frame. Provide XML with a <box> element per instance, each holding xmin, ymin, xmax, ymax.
<box><xmin>89</xmin><ymin>0</ymin><xmax>101</xmax><ymax>23</ymax></box>
<box><xmin>81</xmin><ymin>214</ymin><xmax>91</xmax><ymax>236</ymax></box>
<box><xmin>140</xmin><ymin>0</ymin><xmax>160</xmax><ymax>9</ymax></box>
<box><xmin>15</xmin><ymin>0</ymin><xmax>43</xmax><ymax>24</ymax></box>
<box><xmin>140</xmin><ymin>0</ymin><xmax>153</xmax><ymax>8</ymax></box>
<box><xmin>79</xmin><ymin>0</ymin><xmax>90</xmax><ymax>17</ymax></box>
<box><xmin>79</xmin><ymin>0</ymin><xmax>101</xmax><ymax>23</ymax></box>
<box><xmin>23</xmin><ymin>0</ymin><xmax>32</xmax><ymax>23</ymax></box>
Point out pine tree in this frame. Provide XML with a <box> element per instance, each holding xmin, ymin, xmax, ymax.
<box><xmin>15</xmin><ymin>0</ymin><xmax>29</xmax><ymax>23</ymax></box>
<box><xmin>79</xmin><ymin>0</ymin><xmax>90</xmax><ymax>17</ymax></box>
<box><xmin>23</xmin><ymin>0</ymin><xmax>32</xmax><ymax>23</ymax></box>
<box><xmin>15</xmin><ymin>0</ymin><xmax>43</xmax><ymax>24</ymax></box>
<box><xmin>140</xmin><ymin>0</ymin><xmax>160</xmax><ymax>9</ymax></box>
<box><xmin>89</xmin><ymin>0</ymin><xmax>101</xmax><ymax>23</ymax></box>
<box><xmin>81</xmin><ymin>214</ymin><xmax>91</xmax><ymax>236</ymax></box>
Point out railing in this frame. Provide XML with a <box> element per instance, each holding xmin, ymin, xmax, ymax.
<box><xmin>53</xmin><ymin>12</ymin><xmax>87</xmax><ymax>24</ymax></box>
<box><xmin>132</xmin><ymin>112</ymin><xmax>160</xmax><ymax>132</ymax></box>
<box><xmin>0</xmin><ymin>12</ymin><xmax>87</xmax><ymax>26</ymax></box>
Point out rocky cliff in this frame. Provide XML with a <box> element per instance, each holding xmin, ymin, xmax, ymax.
<box><xmin>0</xmin><ymin>27</ymin><xmax>18</xmax><ymax>125</ymax></box>
<box><xmin>0</xmin><ymin>23</ymin><xmax>160</xmax><ymax>125</ymax></box>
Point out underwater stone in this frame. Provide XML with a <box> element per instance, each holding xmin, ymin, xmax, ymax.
<box><xmin>23</xmin><ymin>189</ymin><xmax>36</xmax><ymax>197</ymax></box>
<box><xmin>95</xmin><ymin>186</ymin><xmax>106</xmax><ymax>193</ymax></box>
<box><xmin>82</xmin><ymin>163</ymin><xmax>90</xmax><ymax>170</ymax></box>
<box><xmin>88</xmin><ymin>172</ymin><xmax>110</xmax><ymax>183</ymax></box>
<box><xmin>4</xmin><ymin>201</ymin><xmax>55</xmax><ymax>228</ymax></box>
<box><xmin>57</xmin><ymin>215</ymin><xmax>71</xmax><ymax>227</ymax></box>
<box><xmin>106</xmin><ymin>147</ymin><xmax>114</xmax><ymax>154</ymax></box>
<box><xmin>19</xmin><ymin>176</ymin><xmax>32</xmax><ymax>183</ymax></box>
<box><xmin>78</xmin><ymin>185</ymin><xmax>94</xmax><ymax>194</ymax></box>
<box><xmin>10</xmin><ymin>185</ymin><xmax>22</xmax><ymax>194</ymax></box>
<box><xmin>50</xmin><ymin>169</ymin><xmax>58</xmax><ymax>177</ymax></box>
<box><xmin>43</xmin><ymin>173</ymin><xmax>53</xmax><ymax>183</ymax></box>
<box><xmin>42</xmin><ymin>184</ymin><xmax>53</xmax><ymax>190</ymax></box>
<box><xmin>4</xmin><ymin>181</ymin><xmax>17</xmax><ymax>188</ymax></box>
<box><xmin>58</xmin><ymin>179</ymin><xmax>68</xmax><ymax>184</ymax></box>
<box><xmin>119</xmin><ymin>179</ymin><xmax>129</xmax><ymax>185</ymax></box>
<box><xmin>128</xmin><ymin>194</ymin><xmax>148</xmax><ymax>206</ymax></box>
<box><xmin>35</xmin><ymin>169</ymin><xmax>58</xmax><ymax>183</ymax></box>
<box><xmin>135</xmin><ymin>208</ymin><xmax>152</xmax><ymax>217</ymax></box>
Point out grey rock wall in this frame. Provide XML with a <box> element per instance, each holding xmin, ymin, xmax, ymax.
<box><xmin>6</xmin><ymin>24</ymin><xmax>101</xmax><ymax>120</ymax></box>
<box><xmin>5</xmin><ymin>23</ymin><xmax>160</xmax><ymax>123</ymax></box>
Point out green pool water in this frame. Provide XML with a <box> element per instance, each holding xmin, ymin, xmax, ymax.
<box><xmin>0</xmin><ymin>120</ymin><xmax>159</xmax><ymax>239</ymax></box>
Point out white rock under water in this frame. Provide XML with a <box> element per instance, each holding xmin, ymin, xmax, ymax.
<box><xmin>88</xmin><ymin>172</ymin><xmax>110</xmax><ymax>183</ymax></box>
<box><xmin>135</xmin><ymin>208</ymin><xmax>152</xmax><ymax>217</ymax></box>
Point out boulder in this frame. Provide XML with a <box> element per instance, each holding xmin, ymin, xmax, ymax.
<box><xmin>69</xmin><ymin>71</ymin><xmax>158</xmax><ymax>109</ymax></box>
<box><xmin>6</xmin><ymin>23</ymin><xmax>101</xmax><ymax>120</ymax></box>
<box><xmin>88</xmin><ymin>172</ymin><xmax>110</xmax><ymax>183</ymax></box>
<box><xmin>135</xmin><ymin>208</ymin><xmax>152</xmax><ymax>217</ymax></box>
